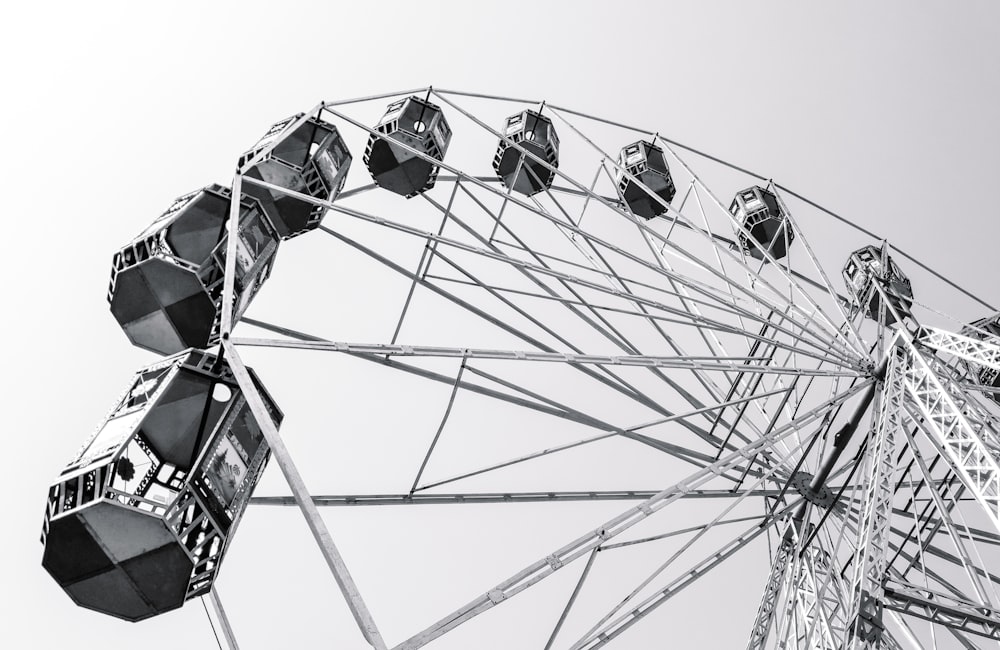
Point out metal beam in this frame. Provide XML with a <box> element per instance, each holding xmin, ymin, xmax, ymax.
<box><xmin>438</xmin><ymin>90</ymin><xmax>861</xmax><ymax>361</ymax></box>
<box><xmin>543</xmin><ymin>104</ymin><xmax>865</xmax><ymax>363</ymax></box>
<box><xmin>846</xmin><ymin>342</ymin><xmax>907</xmax><ymax>648</ymax></box>
<box><xmin>249</xmin><ymin>490</ymin><xmax>795</xmax><ymax>507</ymax></box>
<box><xmin>231</xmin><ymin>337</ymin><xmax>856</xmax><ymax>377</ymax></box>
<box><xmin>390</xmin><ymin>380</ymin><xmax>871</xmax><ymax>649</ymax></box>
<box><xmin>745</xmin><ymin>527</ymin><xmax>795</xmax><ymax>650</ymax></box>
<box><xmin>884</xmin><ymin>580</ymin><xmax>1000</xmax><ymax>641</ymax></box>
<box><xmin>208</xmin><ymin>588</ymin><xmax>240</xmax><ymax>650</ymax></box>
<box><xmin>788</xmin><ymin>543</ymin><xmax>848</xmax><ymax>650</ymax></box>
<box><xmin>901</xmin><ymin>338</ymin><xmax>1000</xmax><ymax>532</ymax></box>
<box><xmin>507</xmin><ymin>91</ymin><xmax>994</xmax><ymax>312</ymax></box>
<box><xmin>897</xmin><ymin>425</ymin><xmax>993</xmax><ymax>606</ymax></box>
<box><xmin>572</xmin><ymin>514</ymin><xmax>789</xmax><ymax>649</ymax></box>
<box><xmin>223</xmin><ymin>340</ymin><xmax>387</xmax><ymax>650</ymax></box>
<box><xmin>245</xmin><ymin>164</ymin><xmax>863</xmax><ymax>370</ymax></box>
<box><xmin>544</xmin><ymin>549</ymin><xmax>598</xmax><ymax>650</ymax></box>
<box><xmin>918</xmin><ymin>326</ymin><xmax>1000</xmax><ymax>372</ymax></box>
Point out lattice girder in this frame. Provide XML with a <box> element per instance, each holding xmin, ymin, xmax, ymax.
<box><xmin>746</xmin><ymin>529</ymin><xmax>795</xmax><ymax>650</ymax></box>
<box><xmin>918</xmin><ymin>326</ymin><xmax>1000</xmax><ymax>373</ymax></box>
<box><xmin>845</xmin><ymin>342</ymin><xmax>907</xmax><ymax>648</ymax></box>
<box><xmin>884</xmin><ymin>579</ymin><xmax>1000</xmax><ymax>641</ymax></box>
<box><xmin>901</xmin><ymin>339</ymin><xmax>1000</xmax><ymax>531</ymax></box>
<box><xmin>785</xmin><ymin>544</ymin><xmax>849</xmax><ymax>650</ymax></box>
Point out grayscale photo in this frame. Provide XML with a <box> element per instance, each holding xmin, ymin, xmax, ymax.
<box><xmin>4</xmin><ymin>2</ymin><xmax>1000</xmax><ymax>648</ymax></box>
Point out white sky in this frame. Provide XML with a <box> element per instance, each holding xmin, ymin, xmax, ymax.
<box><xmin>3</xmin><ymin>2</ymin><xmax>1000</xmax><ymax>648</ymax></box>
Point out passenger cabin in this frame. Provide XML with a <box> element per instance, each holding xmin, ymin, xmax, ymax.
<box><xmin>239</xmin><ymin>114</ymin><xmax>352</xmax><ymax>239</ymax></box>
<box><xmin>960</xmin><ymin>312</ymin><xmax>1000</xmax><ymax>400</ymax></box>
<box><xmin>617</xmin><ymin>140</ymin><xmax>676</xmax><ymax>219</ymax></box>
<box><xmin>842</xmin><ymin>245</ymin><xmax>913</xmax><ymax>325</ymax></box>
<box><xmin>364</xmin><ymin>97</ymin><xmax>451</xmax><ymax>198</ymax></box>
<box><xmin>40</xmin><ymin>350</ymin><xmax>281</xmax><ymax>621</ymax></box>
<box><xmin>108</xmin><ymin>185</ymin><xmax>279</xmax><ymax>355</ymax></box>
<box><xmin>493</xmin><ymin>109</ymin><xmax>559</xmax><ymax>196</ymax></box>
<box><xmin>729</xmin><ymin>186</ymin><xmax>794</xmax><ymax>261</ymax></box>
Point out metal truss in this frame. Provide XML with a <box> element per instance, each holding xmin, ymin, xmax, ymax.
<box><xmin>883</xmin><ymin>579</ymin><xmax>1000</xmax><ymax>641</ymax></box>
<box><xmin>249</xmin><ymin>489</ymin><xmax>795</xmax><ymax>507</ymax></box>
<box><xmin>918</xmin><ymin>326</ymin><xmax>1000</xmax><ymax>372</ymax></box>
<box><xmin>746</xmin><ymin>519</ymin><xmax>854</xmax><ymax>650</ymax></box>
<box><xmin>900</xmin><ymin>337</ymin><xmax>1000</xmax><ymax>531</ymax></box>
<box><xmin>844</xmin><ymin>343</ymin><xmax>907</xmax><ymax>649</ymax></box>
<box><xmin>746</xmin><ymin>529</ymin><xmax>796</xmax><ymax>650</ymax></box>
<box><xmin>224</xmin><ymin>340</ymin><xmax>388</xmax><ymax>650</ymax></box>
<box><xmin>785</xmin><ymin>542</ymin><xmax>850</xmax><ymax>650</ymax></box>
<box><xmin>160</xmin><ymin>86</ymin><xmax>1000</xmax><ymax>649</ymax></box>
<box><xmin>391</xmin><ymin>384</ymin><xmax>864</xmax><ymax>650</ymax></box>
<box><xmin>740</xmin><ymin>329</ymin><xmax>1000</xmax><ymax>648</ymax></box>
<box><xmin>231</xmin><ymin>336</ymin><xmax>855</xmax><ymax>377</ymax></box>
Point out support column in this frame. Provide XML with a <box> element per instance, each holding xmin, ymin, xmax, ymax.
<box><xmin>846</xmin><ymin>342</ymin><xmax>907</xmax><ymax>648</ymax></box>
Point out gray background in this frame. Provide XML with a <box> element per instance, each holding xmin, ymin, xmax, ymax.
<box><xmin>3</xmin><ymin>1</ymin><xmax>999</xmax><ymax>647</ymax></box>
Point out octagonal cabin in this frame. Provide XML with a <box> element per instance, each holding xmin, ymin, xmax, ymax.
<box><xmin>960</xmin><ymin>312</ymin><xmax>1000</xmax><ymax>400</ymax></box>
<box><xmin>108</xmin><ymin>184</ymin><xmax>279</xmax><ymax>355</ymax></box>
<box><xmin>842</xmin><ymin>245</ymin><xmax>913</xmax><ymax>325</ymax></box>
<box><xmin>729</xmin><ymin>186</ymin><xmax>794</xmax><ymax>261</ymax></box>
<box><xmin>41</xmin><ymin>350</ymin><xmax>281</xmax><ymax>621</ymax></box>
<box><xmin>239</xmin><ymin>113</ymin><xmax>352</xmax><ymax>239</ymax></box>
<box><xmin>617</xmin><ymin>141</ymin><xmax>676</xmax><ymax>219</ymax></box>
<box><xmin>493</xmin><ymin>109</ymin><xmax>559</xmax><ymax>196</ymax></box>
<box><xmin>364</xmin><ymin>97</ymin><xmax>451</xmax><ymax>198</ymax></box>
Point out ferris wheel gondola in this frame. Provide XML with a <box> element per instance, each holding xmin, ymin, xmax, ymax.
<box><xmin>41</xmin><ymin>87</ymin><xmax>1000</xmax><ymax>650</ymax></box>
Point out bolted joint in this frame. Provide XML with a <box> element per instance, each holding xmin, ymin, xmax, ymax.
<box><xmin>852</xmin><ymin>591</ymin><xmax>885</xmax><ymax>641</ymax></box>
<box><xmin>911</xmin><ymin>326</ymin><xmax>934</xmax><ymax>351</ymax></box>
<box><xmin>791</xmin><ymin>471</ymin><xmax>836</xmax><ymax>508</ymax></box>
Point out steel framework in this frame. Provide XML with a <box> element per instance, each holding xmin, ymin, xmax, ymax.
<box><xmin>67</xmin><ymin>87</ymin><xmax>1000</xmax><ymax>649</ymax></box>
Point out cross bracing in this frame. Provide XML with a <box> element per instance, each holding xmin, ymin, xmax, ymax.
<box><xmin>71</xmin><ymin>86</ymin><xmax>1000</xmax><ymax>649</ymax></box>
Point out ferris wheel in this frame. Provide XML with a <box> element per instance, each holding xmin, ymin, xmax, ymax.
<box><xmin>40</xmin><ymin>87</ymin><xmax>1000</xmax><ymax>649</ymax></box>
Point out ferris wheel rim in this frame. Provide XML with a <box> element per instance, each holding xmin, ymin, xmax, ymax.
<box><xmin>215</xmin><ymin>91</ymin><xmax>954</xmax><ymax>649</ymax></box>
<box><xmin>57</xmin><ymin>86</ymin><xmax>1000</xmax><ymax>650</ymax></box>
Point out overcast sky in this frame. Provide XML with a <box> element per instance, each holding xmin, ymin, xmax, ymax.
<box><xmin>3</xmin><ymin>2</ymin><xmax>1000</xmax><ymax>648</ymax></box>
